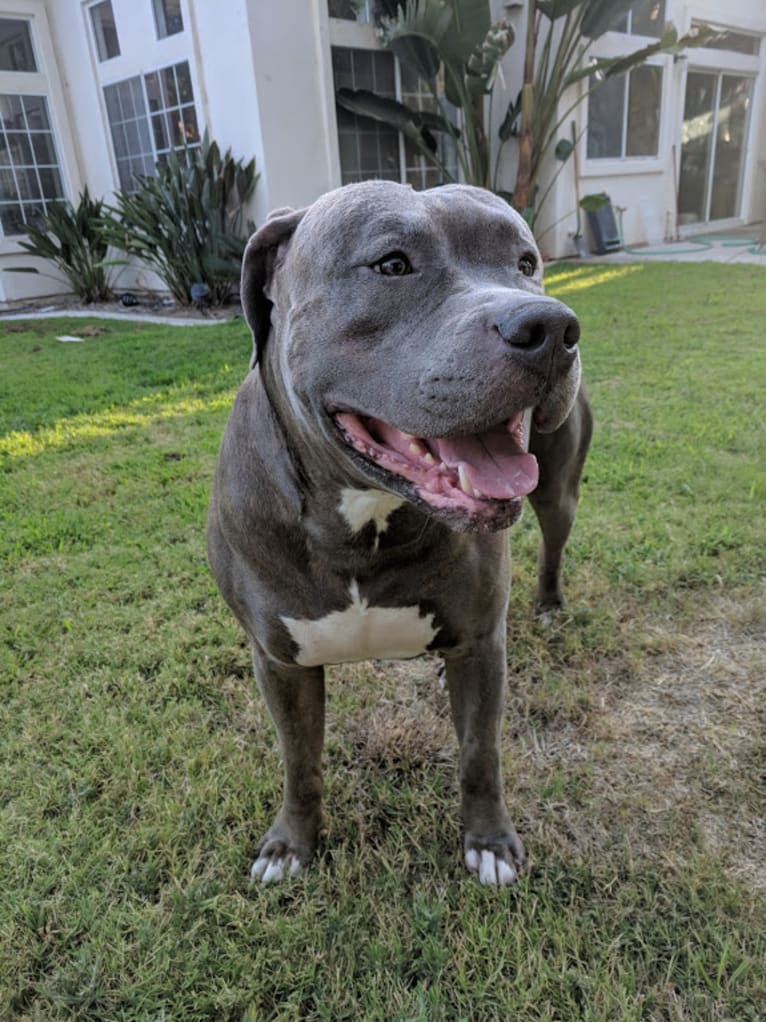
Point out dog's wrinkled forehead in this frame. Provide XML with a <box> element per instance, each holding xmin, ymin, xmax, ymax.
<box><xmin>288</xmin><ymin>181</ymin><xmax>538</xmax><ymax>270</ymax></box>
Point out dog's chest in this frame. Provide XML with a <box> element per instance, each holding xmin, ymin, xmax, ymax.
<box><xmin>281</xmin><ymin>580</ymin><xmax>437</xmax><ymax>667</ymax></box>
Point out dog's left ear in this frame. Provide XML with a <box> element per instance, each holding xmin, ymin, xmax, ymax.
<box><xmin>240</xmin><ymin>206</ymin><xmax>307</xmax><ymax>368</ymax></box>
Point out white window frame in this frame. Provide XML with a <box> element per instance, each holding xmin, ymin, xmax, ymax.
<box><xmin>672</xmin><ymin>15</ymin><xmax>763</xmax><ymax>230</ymax></box>
<box><xmin>0</xmin><ymin>2</ymin><xmax>76</xmax><ymax>252</ymax></box>
<box><xmin>84</xmin><ymin>0</ymin><xmax>199</xmax><ymax>192</ymax></box>
<box><xmin>580</xmin><ymin>23</ymin><xmax>673</xmax><ymax>180</ymax></box>
<box><xmin>610</xmin><ymin>1</ymin><xmax>667</xmax><ymax>38</ymax></box>
<box><xmin>152</xmin><ymin>0</ymin><xmax>184</xmax><ymax>41</ymax></box>
<box><xmin>103</xmin><ymin>60</ymin><xmax>200</xmax><ymax>191</ymax></box>
<box><xmin>584</xmin><ymin>60</ymin><xmax>665</xmax><ymax>164</ymax></box>
<box><xmin>89</xmin><ymin>0</ymin><xmax>120</xmax><ymax>63</ymax></box>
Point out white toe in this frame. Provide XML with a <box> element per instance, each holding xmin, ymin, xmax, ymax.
<box><xmin>465</xmin><ymin>848</ymin><xmax>481</xmax><ymax>874</ymax></box>
<box><xmin>479</xmin><ymin>849</ymin><xmax>497</xmax><ymax>885</ymax></box>
<box><xmin>496</xmin><ymin>858</ymin><xmax>517</xmax><ymax>886</ymax></box>
<box><xmin>250</xmin><ymin>856</ymin><xmax>269</xmax><ymax>880</ymax></box>
<box><xmin>262</xmin><ymin>858</ymin><xmax>286</xmax><ymax>884</ymax></box>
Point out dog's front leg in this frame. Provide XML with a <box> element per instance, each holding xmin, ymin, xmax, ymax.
<box><xmin>250</xmin><ymin>647</ymin><xmax>325</xmax><ymax>883</ymax></box>
<box><xmin>444</xmin><ymin>629</ymin><xmax>524</xmax><ymax>886</ymax></box>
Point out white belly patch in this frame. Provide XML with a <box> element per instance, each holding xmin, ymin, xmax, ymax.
<box><xmin>281</xmin><ymin>580</ymin><xmax>437</xmax><ymax>667</ymax></box>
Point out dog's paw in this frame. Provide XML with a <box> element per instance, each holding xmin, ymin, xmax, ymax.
<box><xmin>250</xmin><ymin>842</ymin><xmax>302</xmax><ymax>883</ymax></box>
<box><xmin>464</xmin><ymin>832</ymin><xmax>524</xmax><ymax>886</ymax></box>
<box><xmin>534</xmin><ymin>593</ymin><xmax>565</xmax><ymax>622</ymax></box>
<box><xmin>250</xmin><ymin>839</ymin><xmax>304</xmax><ymax>884</ymax></box>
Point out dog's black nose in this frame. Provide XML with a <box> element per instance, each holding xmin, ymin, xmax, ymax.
<box><xmin>494</xmin><ymin>300</ymin><xmax>580</xmax><ymax>359</ymax></box>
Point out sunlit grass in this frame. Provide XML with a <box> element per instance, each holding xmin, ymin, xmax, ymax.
<box><xmin>544</xmin><ymin>262</ymin><xmax>643</xmax><ymax>294</ymax></box>
<box><xmin>0</xmin><ymin>389</ymin><xmax>235</xmax><ymax>460</ymax></box>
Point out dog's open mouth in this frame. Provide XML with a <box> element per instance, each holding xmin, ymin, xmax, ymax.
<box><xmin>335</xmin><ymin>410</ymin><xmax>538</xmax><ymax>520</ymax></box>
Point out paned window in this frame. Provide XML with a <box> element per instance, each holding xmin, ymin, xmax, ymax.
<box><xmin>0</xmin><ymin>18</ymin><xmax>36</xmax><ymax>72</ymax></box>
<box><xmin>103</xmin><ymin>60</ymin><xmax>200</xmax><ymax>191</ymax></box>
<box><xmin>610</xmin><ymin>0</ymin><xmax>665</xmax><ymax>38</ymax></box>
<box><xmin>399</xmin><ymin>63</ymin><xmax>457</xmax><ymax>190</ymax></box>
<box><xmin>333</xmin><ymin>47</ymin><xmax>400</xmax><ymax>184</ymax></box>
<box><xmin>332</xmin><ymin>46</ymin><xmax>457</xmax><ymax>188</ymax></box>
<box><xmin>587</xmin><ymin>65</ymin><xmax>663</xmax><ymax>159</ymax></box>
<box><xmin>90</xmin><ymin>1</ymin><xmax>120</xmax><ymax>62</ymax></box>
<box><xmin>103</xmin><ymin>77</ymin><xmax>155</xmax><ymax>188</ymax></box>
<box><xmin>0</xmin><ymin>94</ymin><xmax>64</xmax><ymax>235</ymax></box>
<box><xmin>153</xmin><ymin>0</ymin><xmax>184</xmax><ymax>39</ymax></box>
<box><xmin>144</xmin><ymin>61</ymin><xmax>198</xmax><ymax>160</ymax></box>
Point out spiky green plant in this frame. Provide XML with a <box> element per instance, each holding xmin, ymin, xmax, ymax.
<box><xmin>6</xmin><ymin>187</ymin><xmax>113</xmax><ymax>303</ymax></box>
<box><xmin>104</xmin><ymin>135</ymin><xmax>258</xmax><ymax>306</ymax></box>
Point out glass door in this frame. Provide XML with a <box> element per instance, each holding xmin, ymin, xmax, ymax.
<box><xmin>678</xmin><ymin>71</ymin><xmax>753</xmax><ymax>225</ymax></box>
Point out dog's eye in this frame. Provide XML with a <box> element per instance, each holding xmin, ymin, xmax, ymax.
<box><xmin>518</xmin><ymin>253</ymin><xmax>537</xmax><ymax>277</ymax></box>
<box><xmin>373</xmin><ymin>252</ymin><xmax>412</xmax><ymax>277</ymax></box>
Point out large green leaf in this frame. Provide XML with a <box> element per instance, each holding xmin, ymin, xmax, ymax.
<box><xmin>565</xmin><ymin>22</ymin><xmax>723</xmax><ymax>89</ymax></box>
<box><xmin>336</xmin><ymin>88</ymin><xmax>437</xmax><ymax>148</ymax></box>
<box><xmin>381</xmin><ymin>0</ymin><xmax>450</xmax><ymax>82</ymax></box>
<box><xmin>498</xmin><ymin>89</ymin><xmax>521</xmax><ymax>141</ymax></box>
<box><xmin>440</xmin><ymin>0</ymin><xmax>492</xmax><ymax>67</ymax></box>
<box><xmin>381</xmin><ymin>0</ymin><xmax>493</xmax><ymax>107</ymax></box>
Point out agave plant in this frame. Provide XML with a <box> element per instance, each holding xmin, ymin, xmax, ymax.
<box><xmin>7</xmin><ymin>187</ymin><xmax>114</xmax><ymax>303</ymax></box>
<box><xmin>104</xmin><ymin>134</ymin><xmax>258</xmax><ymax>306</ymax></box>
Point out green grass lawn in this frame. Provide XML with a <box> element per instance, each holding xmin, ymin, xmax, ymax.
<box><xmin>1</xmin><ymin>262</ymin><xmax>765</xmax><ymax>1021</ymax></box>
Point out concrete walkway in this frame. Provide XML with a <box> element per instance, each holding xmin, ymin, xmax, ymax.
<box><xmin>0</xmin><ymin>307</ymin><xmax>232</xmax><ymax>326</ymax></box>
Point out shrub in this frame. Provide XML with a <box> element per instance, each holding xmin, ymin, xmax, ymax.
<box><xmin>7</xmin><ymin>187</ymin><xmax>113</xmax><ymax>303</ymax></box>
<box><xmin>104</xmin><ymin>136</ymin><xmax>258</xmax><ymax>306</ymax></box>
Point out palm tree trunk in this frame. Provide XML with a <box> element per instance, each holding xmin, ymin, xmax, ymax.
<box><xmin>512</xmin><ymin>0</ymin><xmax>537</xmax><ymax>213</ymax></box>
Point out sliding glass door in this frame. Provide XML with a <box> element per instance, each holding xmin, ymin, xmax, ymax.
<box><xmin>678</xmin><ymin>71</ymin><xmax>753</xmax><ymax>225</ymax></box>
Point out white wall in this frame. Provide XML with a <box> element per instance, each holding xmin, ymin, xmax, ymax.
<box><xmin>244</xmin><ymin>0</ymin><xmax>340</xmax><ymax>217</ymax></box>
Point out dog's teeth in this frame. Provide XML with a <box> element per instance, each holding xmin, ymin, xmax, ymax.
<box><xmin>458</xmin><ymin>463</ymin><xmax>472</xmax><ymax>495</ymax></box>
<box><xmin>438</xmin><ymin>461</ymin><xmax>448</xmax><ymax>472</ymax></box>
<box><xmin>423</xmin><ymin>452</ymin><xmax>436</xmax><ymax>466</ymax></box>
<box><xmin>473</xmin><ymin>487</ymin><xmax>484</xmax><ymax>499</ymax></box>
<box><xmin>408</xmin><ymin>441</ymin><xmax>426</xmax><ymax>457</ymax></box>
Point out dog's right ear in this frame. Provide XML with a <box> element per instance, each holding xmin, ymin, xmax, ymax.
<box><xmin>240</xmin><ymin>206</ymin><xmax>307</xmax><ymax>369</ymax></box>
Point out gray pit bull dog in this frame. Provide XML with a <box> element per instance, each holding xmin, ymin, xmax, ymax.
<box><xmin>207</xmin><ymin>180</ymin><xmax>592</xmax><ymax>886</ymax></box>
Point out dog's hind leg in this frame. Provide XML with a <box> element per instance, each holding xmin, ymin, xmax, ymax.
<box><xmin>528</xmin><ymin>387</ymin><xmax>593</xmax><ymax>614</ymax></box>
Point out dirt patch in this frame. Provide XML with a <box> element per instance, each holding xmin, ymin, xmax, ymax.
<box><xmin>582</xmin><ymin>592</ymin><xmax>765</xmax><ymax>886</ymax></box>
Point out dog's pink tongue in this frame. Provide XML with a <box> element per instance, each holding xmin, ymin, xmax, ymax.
<box><xmin>431</xmin><ymin>425</ymin><xmax>539</xmax><ymax>499</ymax></box>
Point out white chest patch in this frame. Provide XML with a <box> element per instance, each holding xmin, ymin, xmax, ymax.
<box><xmin>338</xmin><ymin>488</ymin><xmax>405</xmax><ymax>547</ymax></box>
<box><xmin>281</xmin><ymin>580</ymin><xmax>437</xmax><ymax>668</ymax></box>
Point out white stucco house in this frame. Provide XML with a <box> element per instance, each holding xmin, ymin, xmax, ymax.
<box><xmin>0</xmin><ymin>0</ymin><xmax>764</xmax><ymax>303</ymax></box>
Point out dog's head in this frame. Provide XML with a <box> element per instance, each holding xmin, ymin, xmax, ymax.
<box><xmin>241</xmin><ymin>181</ymin><xmax>581</xmax><ymax>531</ymax></box>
